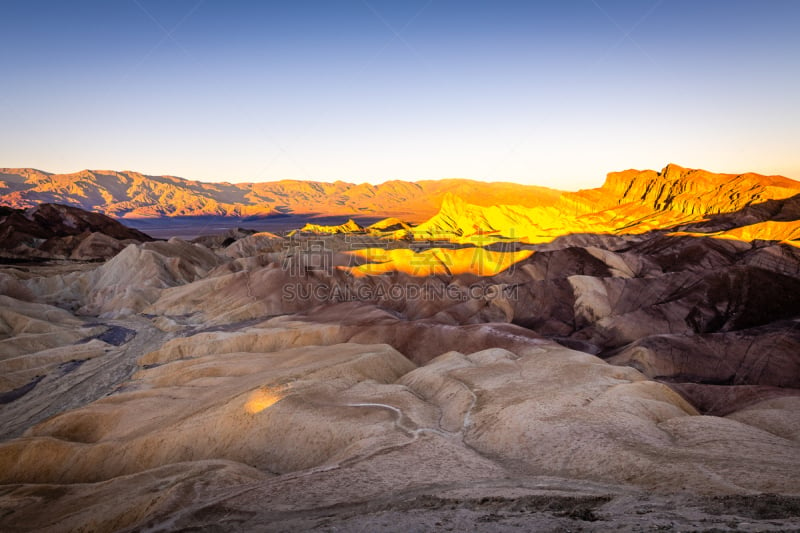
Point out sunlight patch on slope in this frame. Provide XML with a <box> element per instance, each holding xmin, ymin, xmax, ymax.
<box><xmin>245</xmin><ymin>386</ymin><xmax>287</xmax><ymax>414</ymax></box>
<box><xmin>668</xmin><ymin>220</ymin><xmax>800</xmax><ymax>246</ymax></box>
<box><xmin>341</xmin><ymin>247</ymin><xmax>534</xmax><ymax>277</ymax></box>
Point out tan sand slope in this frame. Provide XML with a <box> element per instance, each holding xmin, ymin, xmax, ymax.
<box><xmin>0</xmin><ymin>324</ymin><xmax>798</xmax><ymax>531</ymax></box>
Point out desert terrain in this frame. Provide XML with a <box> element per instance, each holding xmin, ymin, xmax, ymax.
<box><xmin>1</xmin><ymin>164</ymin><xmax>800</xmax><ymax>531</ymax></box>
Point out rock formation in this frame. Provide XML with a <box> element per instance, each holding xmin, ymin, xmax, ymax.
<box><xmin>413</xmin><ymin>164</ymin><xmax>800</xmax><ymax>244</ymax></box>
<box><xmin>292</xmin><ymin>218</ymin><xmax>364</xmax><ymax>235</ymax></box>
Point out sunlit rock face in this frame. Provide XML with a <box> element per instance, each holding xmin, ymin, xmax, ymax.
<box><xmin>412</xmin><ymin>164</ymin><xmax>800</xmax><ymax>244</ymax></box>
<box><xmin>602</xmin><ymin>163</ymin><xmax>800</xmax><ymax>215</ymax></box>
<box><xmin>293</xmin><ymin>218</ymin><xmax>364</xmax><ymax>235</ymax></box>
<box><xmin>1</xmin><ymin>164</ymin><xmax>800</xmax><ymax>531</ymax></box>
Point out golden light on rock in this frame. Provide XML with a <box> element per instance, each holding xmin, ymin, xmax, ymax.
<box><xmin>245</xmin><ymin>387</ymin><xmax>286</xmax><ymax>414</ymax></box>
<box><xmin>668</xmin><ymin>220</ymin><xmax>800</xmax><ymax>245</ymax></box>
<box><xmin>341</xmin><ymin>247</ymin><xmax>534</xmax><ymax>277</ymax></box>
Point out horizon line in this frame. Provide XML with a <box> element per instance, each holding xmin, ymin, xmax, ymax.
<box><xmin>4</xmin><ymin>162</ymin><xmax>799</xmax><ymax>190</ymax></box>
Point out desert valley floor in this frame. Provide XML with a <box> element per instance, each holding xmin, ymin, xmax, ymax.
<box><xmin>1</xmin><ymin>165</ymin><xmax>800</xmax><ymax>531</ymax></box>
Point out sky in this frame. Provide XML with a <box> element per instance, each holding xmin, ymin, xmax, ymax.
<box><xmin>1</xmin><ymin>0</ymin><xmax>798</xmax><ymax>189</ymax></box>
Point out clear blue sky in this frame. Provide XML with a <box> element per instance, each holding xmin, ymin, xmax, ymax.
<box><xmin>1</xmin><ymin>0</ymin><xmax>798</xmax><ymax>188</ymax></box>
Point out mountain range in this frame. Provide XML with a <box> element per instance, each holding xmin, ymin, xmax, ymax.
<box><xmin>0</xmin><ymin>168</ymin><xmax>561</xmax><ymax>220</ymax></box>
<box><xmin>2</xmin><ymin>165</ymin><xmax>798</xmax><ymax>230</ymax></box>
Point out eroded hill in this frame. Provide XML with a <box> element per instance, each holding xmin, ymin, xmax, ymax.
<box><xmin>0</xmin><ymin>203</ymin><xmax>154</xmax><ymax>260</ymax></box>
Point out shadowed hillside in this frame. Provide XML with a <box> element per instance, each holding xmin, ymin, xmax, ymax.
<box><xmin>0</xmin><ymin>203</ymin><xmax>153</xmax><ymax>261</ymax></box>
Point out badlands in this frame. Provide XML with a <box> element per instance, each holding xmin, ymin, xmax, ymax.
<box><xmin>1</xmin><ymin>164</ymin><xmax>800</xmax><ymax>531</ymax></box>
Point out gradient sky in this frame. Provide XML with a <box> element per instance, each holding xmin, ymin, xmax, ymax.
<box><xmin>1</xmin><ymin>0</ymin><xmax>798</xmax><ymax>189</ymax></box>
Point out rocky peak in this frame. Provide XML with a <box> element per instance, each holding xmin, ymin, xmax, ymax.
<box><xmin>660</xmin><ymin>163</ymin><xmax>688</xmax><ymax>180</ymax></box>
<box><xmin>599</xmin><ymin>164</ymin><xmax>800</xmax><ymax>216</ymax></box>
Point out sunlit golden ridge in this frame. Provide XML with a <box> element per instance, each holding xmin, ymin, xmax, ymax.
<box><xmin>286</xmin><ymin>164</ymin><xmax>800</xmax><ymax>276</ymax></box>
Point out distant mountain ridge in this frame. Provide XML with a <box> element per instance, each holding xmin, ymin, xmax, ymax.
<box><xmin>0</xmin><ymin>168</ymin><xmax>561</xmax><ymax>221</ymax></box>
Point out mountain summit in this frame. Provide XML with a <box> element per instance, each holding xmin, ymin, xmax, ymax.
<box><xmin>601</xmin><ymin>163</ymin><xmax>800</xmax><ymax>215</ymax></box>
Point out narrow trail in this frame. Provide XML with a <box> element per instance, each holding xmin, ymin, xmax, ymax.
<box><xmin>136</xmin><ymin>395</ymin><xmax>483</xmax><ymax>532</ymax></box>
